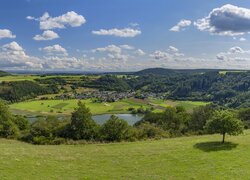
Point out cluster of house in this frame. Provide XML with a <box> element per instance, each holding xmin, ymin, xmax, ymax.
<box><xmin>54</xmin><ymin>91</ymin><xmax>136</xmax><ymax>102</ymax></box>
<box><xmin>39</xmin><ymin>90</ymin><xmax>168</xmax><ymax>103</ymax></box>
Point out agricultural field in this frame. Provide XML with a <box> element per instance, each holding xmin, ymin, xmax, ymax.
<box><xmin>1</xmin><ymin>131</ymin><xmax>250</xmax><ymax>179</ymax></box>
<box><xmin>0</xmin><ymin>75</ymin><xmax>40</xmax><ymax>82</ymax></box>
<box><xmin>10</xmin><ymin>98</ymin><xmax>208</xmax><ymax>116</ymax></box>
<box><xmin>149</xmin><ymin>99</ymin><xmax>209</xmax><ymax>112</ymax></box>
<box><xmin>0</xmin><ymin>74</ymin><xmax>85</xmax><ymax>83</ymax></box>
<box><xmin>219</xmin><ymin>70</ymin><xmax>247</xmax><ymax>75</ymax></box>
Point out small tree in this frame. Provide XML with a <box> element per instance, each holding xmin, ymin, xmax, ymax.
<box><xmin>205</xmin><ymin>110</ymin><xmax>244</xmax><ymax>143</ymax></box>
<box><xmin>69</xmin><ymin>101</ymin><xmax>98</xmax><ymax>140</ymax></box>
<box><xmin>100</xmin><ymin>115</ymin><xmax>130</xmax><ymax>142</ymax></box>
<box><xmin>0</xmin><ymin>100</ymin><xmax>19</xmax><ymax>138</ymax></box>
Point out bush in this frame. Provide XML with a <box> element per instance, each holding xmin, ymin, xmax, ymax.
<box><xmin>100</xmin><ymin>115</ymin><xmax>130</xmax><ymax>142</ymax></box>
<box><xmin>136</xmin><ymin>122</ymin><xmax>169</xmax><ymax>139</ymax></box>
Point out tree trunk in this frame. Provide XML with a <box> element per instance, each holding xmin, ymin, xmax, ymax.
<box><xmin>222</xmin><ymin>133</ymin><xmax>225</xmax><ymax>143</ymax></box>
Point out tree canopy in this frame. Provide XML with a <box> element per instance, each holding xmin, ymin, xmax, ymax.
<box><xmin>205</xmin><ymin>110</ymin><xmax>244</xmax><ymax>143</ymax></box>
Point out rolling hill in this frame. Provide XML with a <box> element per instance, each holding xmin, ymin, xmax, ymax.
<box><xmin>0</xmin><ymin>70</ymin><xmax>11</xmax><ymax>77</ymax></box>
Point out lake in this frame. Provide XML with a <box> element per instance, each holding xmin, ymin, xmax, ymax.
<box><xmin>92</xmin><ymin>114</ymin><xmax>143</xmax><ymax>125</ymax></box>
<box><xmin>27</xmin><ymin>114</ymin><xmax>143</xmax><ymax>125</ymax></box>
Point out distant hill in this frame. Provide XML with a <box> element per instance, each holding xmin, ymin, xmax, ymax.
<box><xmin>134</xmin><ymin>68</ymin><xmax>225</xmax><ymax>76</ymax></box>
<box><xmin>0</xmin><ymin>70</ymin><xmax>11</xmax><ymax>77</ymax></box>
<box><xmin>134</xmin><ymin>68</ymin><xmax>177</xmax><ymax>76</ymax></box>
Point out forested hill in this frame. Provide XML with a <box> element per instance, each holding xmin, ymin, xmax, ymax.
<box><xmin>134</xmin><ymin>68</ymin><xmax>243</xmax><ymax>76</ymax></box>
<box><xmin>0</xmin><ymin>70</ymin><xmax>11</xmax><ymax>77</ymax></box>
<box><xmin>134</xmin><ymin>68</ymin><xmax>178</xmax><ymax>76</ymax></box>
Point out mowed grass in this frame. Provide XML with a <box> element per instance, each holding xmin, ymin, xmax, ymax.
<box><xmin>1</xmin><ymin>131</ymin><xmax>250</xmax><ymax>179</ymax></box>
<box><xmin>0</xmin><ymin>75</ymin><xmax>84</xmax><ymax>82</ymax></box>
<box><xmin>10</xmin><ymin>99</ymin><xmax>150</xmax><ymax>115</ymax></box>
<box><xmin>0</xmin><ymin>75</ymin><xmax>39</xmax><ymax>82</ymax></box>
<box><xmin>10</xmin><ymin>98</ymin><xmax>208</xmax><ymax>116</ymax></box>
<box><xmin>149</xmin><ymin>99</ymin><xmax>209</xmax><ymax>112</ymax></box>
<box><xmin>219</xmin><ymin>70</ymin><xmax>247</xmax><ymax>75</ymax></box>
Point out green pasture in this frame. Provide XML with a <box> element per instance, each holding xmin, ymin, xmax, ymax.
<box><xmin>1</xmin><ymin>131</ymin><xmax>250</xmax><ymax>179</ymax></box>
<box><xmin>10</xmin><ymin>98</ymin><xmax>208</xmax><ymax>116</ymax></box>
<box><xmin>149</xmin><ymin>99</ymin><xmax>209</xmax><ymax>112</ymax></box>
<box><xmin>219</xmin><ymin>70</ymin><xmax>247</xmax><ymax>75</ymax></box>
<box><xmin>10</xmin><ymin>99</ymin><xmax>150</xmax><ymax>115</ymax></box>
<box><xmin>0</xmin><ymin>75</ymin><xmax>84</xmax><ymax>83</ymax></box>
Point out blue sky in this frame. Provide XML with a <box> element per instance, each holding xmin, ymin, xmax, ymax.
<box><xmin>1</xmin><ymin>0</ymin><xmax>250</xmax><ymax>71</ymax></box>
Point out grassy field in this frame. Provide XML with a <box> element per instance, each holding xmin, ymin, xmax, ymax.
<box><xmin>149</xmin><ymin>99</ymin><xmax>209</xmax><ymax>112</ymax></box>
<box><xmin>10</xmin><ymin>98</ymin><xmax>150</xmax><ymax>116</ymax></box>
<box><xmin>10</xmin><ymin>98</ymin><xmax>208</xmax><ymax>116</ymax></box>
<box><xmin>0</xmin><ymin>75</ymin><xmax>39</xmax><ymax>82</ymax></box>
<box><xmin>1</xmin><ymin>131</ymin><xmax>250</xmax><ymax>179</ymax></box>
<box><xmin>219</xmin><ymin>70</ymin><xmax>247</xmax><ymax>75</ymax></box>
<box><xmin>0</xmin><ymin>75</ymin><xmax>84</xmax><ymax>82</ymax></box>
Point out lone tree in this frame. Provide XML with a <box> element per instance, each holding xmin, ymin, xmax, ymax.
<box><xmin>69</xmin><ymin>101</ymin><xmax>98</xmax><ymax>140</ymax></box>
<box><xmin>205</xmin><ymin>110</ymin><xmax>244</xmax><ymax>143</ymax></box>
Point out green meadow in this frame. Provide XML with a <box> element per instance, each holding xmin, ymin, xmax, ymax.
<box><xmin>1</xmin><ymin>131</ymin><xmax>250</xmax><ymax>179</ymax></box>
<box><xmin>10</xmin><ymin>98</ymin><xmax>208</xmax><ymax>116</ymax></box>
<box><xmin>0</xmin><ymin>75</ymin><xmax>84</xmax><ymax>82</ymax></box>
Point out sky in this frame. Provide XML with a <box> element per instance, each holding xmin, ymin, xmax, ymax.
<box><xmin>1</xmin><ymin>0</ymin><xmax>250</xmax><ymax>71</ymax></box>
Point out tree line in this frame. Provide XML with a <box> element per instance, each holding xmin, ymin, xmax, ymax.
<box><xmin>0</xmin><ymin>81</ymin><xmax>59</xmax><ymax>102</ymax></box>
<box><xmin>0</xmin><ymin>100</ymin><xmax>246</xmax><ymax>144</ymax></box>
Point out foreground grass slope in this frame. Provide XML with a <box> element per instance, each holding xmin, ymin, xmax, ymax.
<box><xmin>1</xmin><ymin>131</ymin><xmax>250</xmax><ymax>179</ymax></box>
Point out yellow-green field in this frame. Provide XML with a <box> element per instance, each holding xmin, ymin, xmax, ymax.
<box><xmin>1</xmin><ymin>131</ymin><xmax>250</xmax><ymax>179</ymax></box>
<box><xmin>219</xmin><ymin>70</ymin><xmax>247</xmax><ymax>75</ymax></box>
<box><xmin>0</xmin><ymin>75</ymin><xmax>85</xmax><ymax>83</ymax></box>
<box><xmin>10</xmin><ymin>98</ymin><xmax>208</xmax><ymax>116</ymax></box>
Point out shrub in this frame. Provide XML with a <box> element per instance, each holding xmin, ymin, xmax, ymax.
<box><xmin>100</xmin><ymin>115</ymin><xmax>130</xmax><ymax>142</ymax></box>
<box><xmin>136</xmin><ymin>122</ymin><xmax>169</xmax><ymax>139</ymax></box>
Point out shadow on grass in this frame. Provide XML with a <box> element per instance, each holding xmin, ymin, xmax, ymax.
<box><xmin>193</xmin><ymin>141</ymin><xmax>238</xmax><ymax>152</ymax></box>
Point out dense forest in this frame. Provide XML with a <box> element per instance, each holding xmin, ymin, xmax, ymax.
<box><xmin>0</xmin><ymin>70</ymin><xmax>11</xmax><ymax>77</ymax></box>
<box><xmin>0</xmin><ymin>81</ymin><xmax>59</xmax><ymax>102</ymax></box>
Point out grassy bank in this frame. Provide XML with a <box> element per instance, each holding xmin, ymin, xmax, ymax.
<box><xmin>1</xmin><ymin>131</ymin><xmax>250</xmax><ymax>179</ymax></box>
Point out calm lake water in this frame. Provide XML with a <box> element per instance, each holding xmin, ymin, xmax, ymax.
<box><xmin>92</xmin><ymin>114</ymin><xmax>143</xmax><ymax>125</ymax></box>
<box><xmin>27</xmin><ymin>114</ymin><xmax>143</xmax><ymax>125</ymax></box>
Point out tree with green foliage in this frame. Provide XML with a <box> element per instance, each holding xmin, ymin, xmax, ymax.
<box><xmin>0</xmin><ymin>100</ymin><xmax>19</xmax><ymax>138</ymax></box>
<box><xmin>136</xmin><ymin>122</ymin><xmax>169</xmax><ymax>139</ymax></box>
<box><xmin>100</xmin><ymin>115</ymin><xmax>130</xmax><ymax>142</ymax></box>
<box><xmin>28</xmin><ymin>116</ymin><xmax>68</xmax><ymax>144</ymax></box>
<box><xmin>238</xmin><ymin>108</ymin><xmax>250</xmax><ymax>128</ymax></box>
<box><xmin>13</xmin><ymin>115</ymin><xmax>29</xmax><ymax>131</ymax></box>
<box><xmin>69</xmin><ymin>101</ymin><xmax>99</xmax><ymax>140</ymax></box>
<box><xmin>189</xmin><ymin>105</ymin><xmax>214</xmax><ymax>133</ymax></box>
<box><xmin>205</xmin><ymin>110</ymin><xmax>244</xmax><ymax>143</ymax></box>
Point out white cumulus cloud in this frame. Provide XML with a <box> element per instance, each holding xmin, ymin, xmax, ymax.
<box><xmin>150</xmin><ymin>50</ymin><xmax>170</xmax><ymax>60</ymax></box>
<box><xmin>0</xmin><ymin>29</ymin><xmax>16</xmax><ymax>39</ymax></box>
<box><xmin>120</xmin><ymin>45</ymin><xmax>134</xmax><ymax>50</ymax></box>
<box><xmin>92</xmin><ymin>28</ymin><xmax>141</xmax><ymax>37</ymax></box>
<box><xmin>194</xmin><ymin>4</ymin><xmax>250</xmax><ymax>36</ymax></box>
<box><xmin>135</xmin><ymin>49</ymin><xmax>145</xmax><ymax>56</ymax></box>
<box><xmin>40</xmin><ymin>44</ymin><xmax>68</xmax><ymax>56</ymax></box>
<box><xmin>27</xmin><ymin>11</ymin><xmax>86</xmax><ymax>30</ymax></box>
<box><xmin>93</xmin><ymin>45</ymin><xmax>122</xmax><ymax>54</ymax></box>
<box><xmin>240</xmin><ymin>37</ymin><xmax>246</xmax><ymax>41</ymax></box>
<box><xmin>170</xmin><ymin>19</ymin><xmax>192</xmax><ymax>32</ymax></box>
<box><xmin>33</xmin><ymin>30</ymin><xmax>59</xmax><ymax>41</ymax></box>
